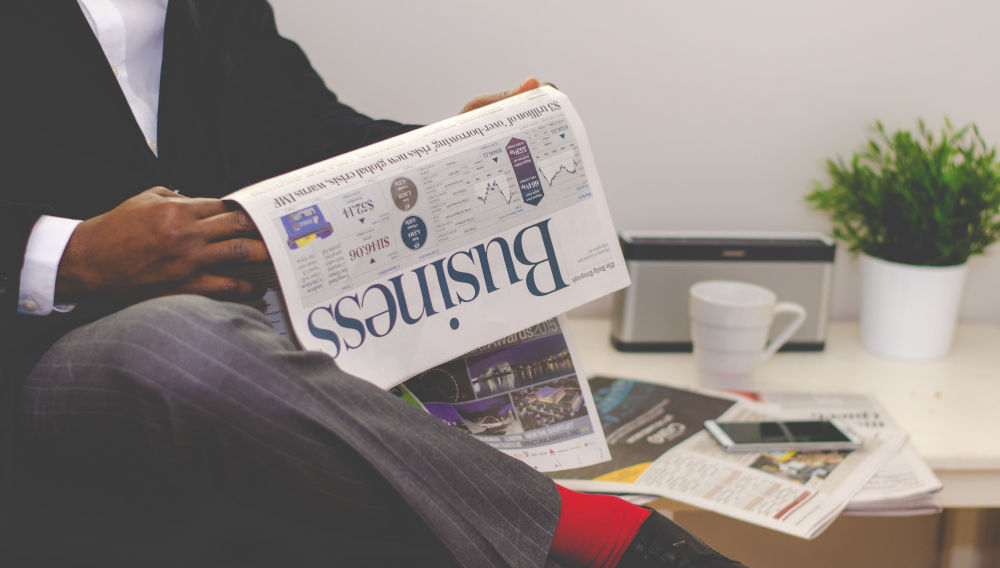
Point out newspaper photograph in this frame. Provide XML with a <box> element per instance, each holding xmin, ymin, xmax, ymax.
<box><xmin>392</xmin><ymin>317</ymin><xmax>610</xmax><ymax>473</ymax></box>
<box><xmin>225</xmin><ymin>86</ymin><xmax>629</xmax><ymax>388</ymax></box>
<box><xmin>555</xmin><ymin>378</ymin><xmax>907</xmax><ymax>539</ymax></box>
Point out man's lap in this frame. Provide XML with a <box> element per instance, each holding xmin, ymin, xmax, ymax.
<box><xmin>7</xmin><ymin>295</ymin><xmax>561</xmax><ymax>567</ymax></box>
<box><xmin>8</xmin><ymin>296</ymin><xmax>452</xmax><ymax>563</ymax></box>
<box><xmin>14</xmin><ymin>296</ymin><xmax>418</xmax><ymax>517</ymax></box>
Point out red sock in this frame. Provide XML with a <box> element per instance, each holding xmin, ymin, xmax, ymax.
<box><xmin>550</xmin><ymin>484</ymin><xmax>652</xmax><ymax>568</ymax></box>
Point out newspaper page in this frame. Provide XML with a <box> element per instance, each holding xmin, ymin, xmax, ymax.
<box><xmin>748</xmin><ymin>391</ymin><xmax>942</xmax><ymax>516</ymax></box>
<box><xmin>554</xmin><ymin>378</ymin><xmax>907</xmax><ymax>539</ymax></box>
<box><xmin>225</xmin><ymin>86</ymin><xmax>629</xmax><ymax>388</ymax></box>
<box><xmin>392</xmin><ymin>317</ymin><xmax>610</xmax><ymax>473</ymax></box>
<box><xmin>844</xmin><ymin>446</ymin><xmax>942</xmax><ymax>516</ymax></box>
<box><xmin>548</xmin><ymin>376</ymin><xmax>739</xmax><ymax>482</ymax></box>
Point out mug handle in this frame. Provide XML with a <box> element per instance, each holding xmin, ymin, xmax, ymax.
<box><xmin>761</xmin><ymin>302</ymin><xmax>807</xmax><ymax>361</ymax></box>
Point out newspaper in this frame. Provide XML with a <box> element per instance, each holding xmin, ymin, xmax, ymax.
<box><xmin>546</xmin><ymin>376</ymin><xmax>739</xmax><ymax>482</ymax></box>
<box><xmin>225</xmin><ymin>86</ymin><xmax>629</xmax><ymax>388</ymax></box>
<box><xmin>392</xmin><ymin>316</ymin><xmax>610</xmax><ymax>472</ymax></box>
<box><xmin>746</xmin><ymin>391</ymin><xmax>942</xmax><ymax>516</ymax></box>
<box><xmin>844</xmin><ymin>446</ymin><xmax>942</xmax><ymax>516</ymax></box>
<box><xmin>554</xmin><ymin>377</ymin><xmax>907</xmax><ymax>539</ymax></box>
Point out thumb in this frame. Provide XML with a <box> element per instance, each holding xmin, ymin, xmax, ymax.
<box><xmin>509</xmin><ymin>77</ymin><xmax>541</xmax><ymax>97</ymax></box>
<box><xmin>459</xmin><ymin>77</ymin><xmax>544</xmax><ymax>114</ymax></box>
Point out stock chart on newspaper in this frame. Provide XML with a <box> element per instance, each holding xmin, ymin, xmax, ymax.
<box><xmin>277</xmin><ymin>113</ymin><xmax>591</xmax><ymax>309</ymax></box>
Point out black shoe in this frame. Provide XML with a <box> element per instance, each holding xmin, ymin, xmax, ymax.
<box><xmin>616</xmin><ymin>509</ymin><xmax>747</xmax><ymax>567</ymax></box>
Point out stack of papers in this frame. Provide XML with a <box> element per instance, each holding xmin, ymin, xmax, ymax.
<box><xmin>742</xmin><ymin>391</ymin><xmax>942</xmax><ymax>517</ymax></box>
<box><xmin>550</xmin><ymin>378</ymin><xmax>940</xmax><ymax>539</ymax></box>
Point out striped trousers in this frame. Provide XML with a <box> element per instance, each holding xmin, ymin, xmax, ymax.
<box><xmin>8</xmin><ymin>295</ymin><xmax>564</xmax><ymax>567</ymax></box>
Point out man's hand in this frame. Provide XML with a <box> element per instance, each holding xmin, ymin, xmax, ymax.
<box><xmin>459</xmin><ymin>77</ymin><xmax>555</xmax><ymax>114</ymax></box>
<box><xmin>56</xmin><ymin>187</ymin><xmax>270</xmax><ymax>305</ymax></box>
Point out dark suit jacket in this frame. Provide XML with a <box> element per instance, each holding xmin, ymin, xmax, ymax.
<box><xmin>1</xmin><ymin>0</ymin><xmax>419</xmax><ymax>374</ymax></box>
<box><xmin>0</xmin><ymin>0</ymin><xmax>416</xmax><ymax>504</ymax></box>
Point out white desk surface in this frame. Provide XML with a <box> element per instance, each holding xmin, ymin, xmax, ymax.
<box><xmin>565</xmin><ymin>318</ymin><xmax>1000</xmax><ymax>508</ymax></box>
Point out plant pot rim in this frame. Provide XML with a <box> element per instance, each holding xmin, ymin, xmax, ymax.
<box><xmin>861</xmin><ymin>253</ymin><xmax>968</xmax><ymax>270</ymax></box>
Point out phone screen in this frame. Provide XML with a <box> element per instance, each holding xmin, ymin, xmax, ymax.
<box><xmin>717</xmin><ymin>421</ymin><xmax>853</xmax><ymax>445</ymax></box>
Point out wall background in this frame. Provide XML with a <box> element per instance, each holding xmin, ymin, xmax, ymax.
<box><xmin>269</xmin><ymin>0</ymin><xmax>1000</xmax><ymax>321</ymax></box>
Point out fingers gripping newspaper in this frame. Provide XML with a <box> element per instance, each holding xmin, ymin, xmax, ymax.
<box><xmin>225</xmin><ymin>87</ymin><xmax>628</xmax><ymax>471</ymax></box>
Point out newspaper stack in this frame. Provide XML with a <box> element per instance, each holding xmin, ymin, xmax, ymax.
<box><xmin>844</xmin><ymin>445</ymin><xmax>942</xmax><ymax>516</ymax></box>
<box><xmin>753</xmin><ymin>391</ymin><xmax>943</xmax><ymax>517</ymax></box>
<box><xmin>551</xmin><ymin>378</ymin><xmax>939</xmax><ymax>539</ymax></box>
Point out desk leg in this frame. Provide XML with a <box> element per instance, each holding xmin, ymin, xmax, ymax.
<box><xmin>939</xmin><ymin>509</ymin><xmax>1000</xmax><ymax>568</ymax></box>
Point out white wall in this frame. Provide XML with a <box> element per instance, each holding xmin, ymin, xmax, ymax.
<box><xmin>269</xmin><ymin>0</ymin><xmax>1000</xmax><ymax>322</ymax></box>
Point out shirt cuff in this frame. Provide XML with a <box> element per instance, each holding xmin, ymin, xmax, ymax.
<box><xmin>18</xmin><ymin>215</ymin><xmax>82</xmax><ymax>316</ymax></box>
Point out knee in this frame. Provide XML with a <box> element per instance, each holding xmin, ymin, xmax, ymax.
<box><xmin>122</xmin><ymin>294</ymin><xmax>263</xmax><ymax>325</ymax></box>
<box><xmin>74</xmin><ymin>295</ymin><xmax>281</xmax><ymax>375</ymax></box>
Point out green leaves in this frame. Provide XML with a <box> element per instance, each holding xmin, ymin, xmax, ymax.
<box><xmin>806</xmin><ymin>118</ymin><xmax>1000</xmax><ymax>266</ymax></box>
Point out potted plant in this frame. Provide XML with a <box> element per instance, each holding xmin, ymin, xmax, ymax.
<box><xmin>806</xmin><ymin>118</ymin><xmax>1000</xmax><ymax>359</ymax></box>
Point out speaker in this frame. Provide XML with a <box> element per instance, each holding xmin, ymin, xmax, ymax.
<box><xmin>611</xmin><ymin>231</ymin><xmax>836</xmax><ymax>352</ymax></box>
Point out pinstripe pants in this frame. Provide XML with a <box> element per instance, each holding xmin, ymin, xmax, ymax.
<box><xmin>9</xmin><ymin>295</ymin><xmax>564</xmax><ymax>567</ymax></box>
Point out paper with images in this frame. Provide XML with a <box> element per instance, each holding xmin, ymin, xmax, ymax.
<box><xmin>554</xmin><ymin>378</ymin><xmax>907</xmax><ymax>539</ymax></box>
<box><xmin>547</xmin><ymin>377</ymin><xmax>740</xmax><ymax>481</ymax></box>
<box><xmin>745</xmin><ymin>391</ymin><xmax>942</xmax><ymax>515</ymax></box>
<box><xmin>392</xmin><ymin>316</ymin><xmax>610</xmax><ymax>472</ymax></box>
<box><xmin>225</xmin><ymin>86</ymin><xmax>629</xmax><ymax>388</ymax></box>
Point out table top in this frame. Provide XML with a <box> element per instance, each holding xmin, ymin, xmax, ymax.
<box><xmin>565</xmin><ymin>318</ymin><xmax>1000</xmax><ymax>508</ymax></box>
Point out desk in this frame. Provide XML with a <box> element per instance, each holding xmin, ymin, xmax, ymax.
<box><xmin>565</xmin><ymin>318</ymin><xmax>1000</xmax><ymax>567</ymax></box>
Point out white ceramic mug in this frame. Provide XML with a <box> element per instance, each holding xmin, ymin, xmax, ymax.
<box><xmin>689</xmin><ymin>280</ymin><xmax>807</xmax><ymax>390</ymax></box>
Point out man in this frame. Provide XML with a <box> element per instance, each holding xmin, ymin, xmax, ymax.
<box><xmin>1</xmin><ymin>1</ymin><xmax>745</xmax><ymax>566</ymax></box>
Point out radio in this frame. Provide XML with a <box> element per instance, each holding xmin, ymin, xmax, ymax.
<box><xmin>611</xmin><ymin>231</ymin><xmax>836</xmax><ymax>352</ymax></box>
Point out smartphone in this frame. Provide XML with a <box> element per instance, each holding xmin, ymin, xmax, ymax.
<box><xmin>703</xmin><ymin>419</ymin><xmax>863</xmax><ymax>452</ymax></box>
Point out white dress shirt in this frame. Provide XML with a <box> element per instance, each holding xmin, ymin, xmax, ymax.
<box><xmin>18</xmin><ymin>0</ymin><xmax>168</xmax><ymax>315</ymax></box>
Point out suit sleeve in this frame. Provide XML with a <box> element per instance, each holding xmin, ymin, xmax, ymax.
<box><xmin>0</xmin><ymin>106</ymin><xmax>58</xmax><ymax>315</ymax></box>
<box><xmin>0</xmin><ymin>205</ymin><xmax>50</xmax><ymax>314</ymax></box>
<box><xmin>210</xmin><ymin>0</ymin><xmax>422</xmax><ymax>187</ymax></box>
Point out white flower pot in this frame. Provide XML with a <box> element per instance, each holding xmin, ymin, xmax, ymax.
<box><xmin>859</xmin><ymin>254</ymin><xmax>968</xmax><ymax>359</ymax></box>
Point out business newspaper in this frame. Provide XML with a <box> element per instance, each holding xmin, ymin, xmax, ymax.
<box><xmin>225</xmin><ymin>87</ymin><xmax>630</xmax><ymax>388</ymax></box>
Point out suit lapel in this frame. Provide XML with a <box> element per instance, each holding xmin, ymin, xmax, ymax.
<box><xmin>159</xmin><ymin>0</ymin><xmax>230</xmax><ymax>195</ymax></box>
<box><xmin>157</xmin><ymin>0</ymin><xmax>197</xmax><ymax>184</ymax></box>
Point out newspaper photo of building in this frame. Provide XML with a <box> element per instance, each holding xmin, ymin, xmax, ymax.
<box><xmin>399</xmin><ymin>319</ymin><xmax>603</xmax><ymax>460</ymax></box>
<box><xmin>511</xmin><ymin>376</ymin><xmax>586</xmax><ymax>431</ymax></box>
<box><xmin>451</xmin><ymin>395</ymin><xmax>523</xmax><ymax>436</ymax></box>
<box><xmin>467</xmin><ymin>334</ymin><xmax>574</xmax><ymax>398</ymax></box>
<box><xmin>404</xmin><ymin>358</ymin><xmax>476</xmax><ymax>404</ymax></box>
